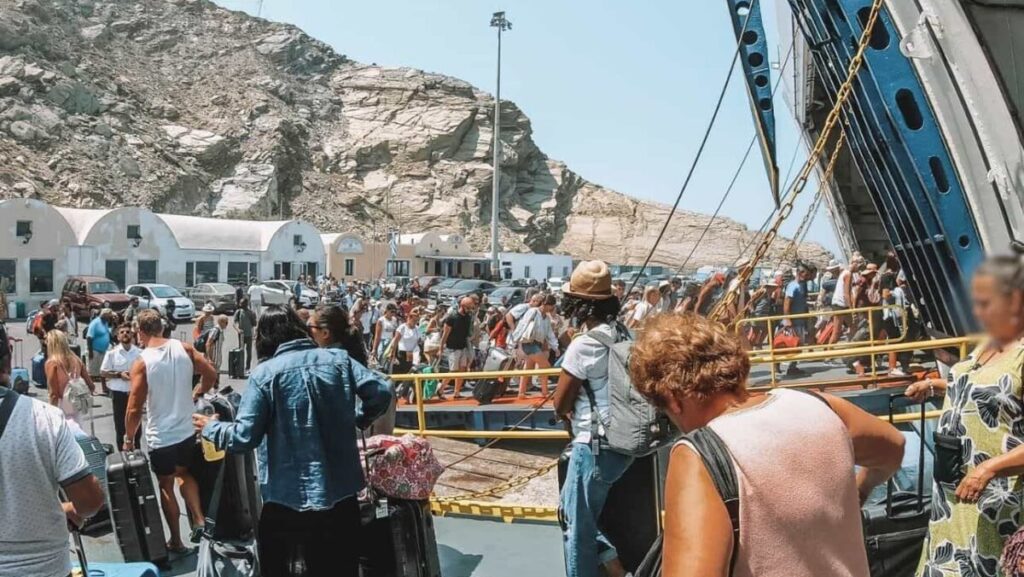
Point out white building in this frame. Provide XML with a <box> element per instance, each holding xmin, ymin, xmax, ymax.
<box><xmin>157</xmin><ymin>214</ymin><xmax>325</xmax><ymax>285</ymax></box>
<box><xmin>55</xmin><ymin>207</ymin><xmax>182</xmax><ymax>290</ymax></box>
<box><xmin>500</xmin><ymin>253</ymin><xmax>574</xmax><ymax>282</ymax></box>
<box><xmin>0</xmin><ymin>198</ymin><xmax>79</xmax><ymax>310</ymax></box>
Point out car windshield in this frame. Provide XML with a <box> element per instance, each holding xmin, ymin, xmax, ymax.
<box><xmin>150</xmin><ymin>286</ymin><xmax>182</xmax><ymax>298</ymax></box>
<box><xmin>436</xmin><ymin>278</ymin><xmax>460</xmax><ymax>289</ymax></box>
<box><xmin>89</xmin><ymin>281</ymin><xmax>120</xmax><ymax>294</ymax></box>
<box><xmin>209</xmin><ymin>283</ymin><xmax>235</xmax><ymax>293</ymax></box>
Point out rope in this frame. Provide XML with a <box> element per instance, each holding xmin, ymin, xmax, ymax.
<box><xmin>709</xmin><ymin>0</ymin><xmax>884</xmax><ymax>323</ymax></box>
<box><xmin>624</xmin><ymin>0</ymin><xmax>759</xmax><ymax>297</ymax></box>
<box><xmin>674</xmin><ymin>42</ymin><xmax>795</xmax><ymax>276</ymax></box>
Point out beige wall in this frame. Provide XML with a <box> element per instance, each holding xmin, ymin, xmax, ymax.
<box><xmin>325</xmin><ymin>234</ymin><xmax>423</xmax><ymax>281</ymax></box>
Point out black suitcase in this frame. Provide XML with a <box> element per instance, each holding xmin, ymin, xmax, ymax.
<box><xmin>193</xmin><ymin>393</ymin><xmax>262</xmax><ymax>541</ymax></box>
<box><xmin>861</xmin><ymin>394</ymin><xmax>930</xmax><ymax>577</ymax></box>
<box><xmin>107</xmin><ymin>451</ymin><xmax>169</xmax><ymax>566</ymax></box>
<box><xmin>557</xmin><ymin>446</ymin><xmax>663</xmax><ymax>573</ymax></box>
<box><xmin>76</xmin><ymin>433</ymin><xmax>113</xmax><ymax>533</ymax></box>
<box><xmin>228</xmin><ymin>348</ymin><xmax>244</xmax><ymax>379</ymax></box>
<box><xmin>472</xmin><ymin>347</ymin><xmax>516</xmax><ymax>405</ymax></box>
<box><xmin>359</xmin><ymin>498</ymin><xmax>441</xmax><ymax>577</ymax></box>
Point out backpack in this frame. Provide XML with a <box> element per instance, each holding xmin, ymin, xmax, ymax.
<box><xmin>63</xmin><ymin>368</ymin><xmax>92</xmax><ymax>417</ymax></box>
<box><xmin>194</xmin><ymin>329</ymin><xmax>212</xmax><ymax>353</ymax></box>
<box><xmin>582</xmin><ymin>325</ymin><xmax>678</xmax><ymax>457</ymax></box>
<box><xmin>634</xmin><ymin>427</ymin><xmax>740</xmax><ymax>577</ymax></box>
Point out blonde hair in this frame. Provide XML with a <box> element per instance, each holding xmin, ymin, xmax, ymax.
<box><xmin>628</xmin><ymin>313</ymin><xmax>749</xmax><ymax>409</ymax></box>
<box><xmin>45</xmin><ymin>330</ymin><xmax>77</xmax><ymax>375</ymax></box>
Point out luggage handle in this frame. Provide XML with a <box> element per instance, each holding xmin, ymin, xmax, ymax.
<box><xmin>886</xmin><ymin>393</ymin><xmax>926</xmax><ymax>518</ymax></box>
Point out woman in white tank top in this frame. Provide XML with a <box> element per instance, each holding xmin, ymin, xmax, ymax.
<box><xmin>628</xmin><ymin>313</ymin><xmax>906</xmax><ymax>577</ymax></box>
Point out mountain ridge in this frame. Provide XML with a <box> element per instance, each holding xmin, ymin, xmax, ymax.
<box><xmin>0</xmin><ymin>0</ymin><xmax>831</xmax><ymax>269</ymax></box>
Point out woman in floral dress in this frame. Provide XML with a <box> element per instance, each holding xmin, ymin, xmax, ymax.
<box><xmin>908</xmin><ymin>255</ymin><xmax>1024</xmax><ymax>577</ymax></box>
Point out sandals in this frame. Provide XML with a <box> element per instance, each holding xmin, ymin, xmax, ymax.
<box><xmin>189</xmin><ymin>526</ymin><xmax>205</xmax><ymax>544</ymax></box>
<box><xmin>166</xmin><ymin>542</ymin><xmax>190</xmax><ymax>555</ymax></box>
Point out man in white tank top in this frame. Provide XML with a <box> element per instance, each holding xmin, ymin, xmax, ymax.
<box><xmin>123</xmin><ymin>309</ymin><xmax>219</xmax><ymax>552</ymax></box>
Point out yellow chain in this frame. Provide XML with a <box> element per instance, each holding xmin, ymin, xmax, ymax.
<box><xmin>432</xmin><ymin>459</ymin><xmax>559</xmax><ymax>503</ymax></box>
<box><xmin>710</xmin><ymin>0</ymin><xmax>883</xmax><ymax>322</ymax></box>
<box><xmin>776</xmin><ymin>131</ymin><xmax>847</xmax><ymax>267</ymax></box>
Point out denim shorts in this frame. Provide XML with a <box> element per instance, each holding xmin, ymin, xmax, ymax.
<box><xmin>521</xmin><ymin>342</ymin><xmax>543</xmax><ymax>356</ymax></box>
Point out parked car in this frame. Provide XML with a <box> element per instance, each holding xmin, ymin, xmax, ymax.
<box><xmin>428</xmin><ymin>277</ymin><xmax>463</xmax><ymax>301</ymax></box>
<box><xmin>415</xmin><ymin>276</ymin><xmax>445</xmax><ymax>295</ymax></box>
<box><xmin>489</xmin><ymin>286</ymin><xmax>526</xmax><ymax>308</ymax></box>
<box><xmin>496</xmin><ymin>278</ymin><xmax>528</xmax><ymax>288</ymax></box>
<box><xmin>546</xmin><ymin>277</ymin><xmax>565</xmax><ymax>292</ymax></box>
<box><xmin>125</xmin><ymin>284</ymin><xmax>196</xmax><ymax>322</ymax></box>
<box><xmin>248</xmin><ymin>280</ymin><xmax>319</xmax><ymax>307</ymax></box>
<box><xmin>189</xmin><ymin>283</ymin><xmax>239</xmax><ymax>314</ymax></box>
<box><xmin>62</xmin><ymin>276</ymin><xmax>132</xmax><ymax>321</ymax></box>
<box><xmin>435</xmin><ymin>279</ymin><xmax>497</xmax><ymax>302</ymax></box>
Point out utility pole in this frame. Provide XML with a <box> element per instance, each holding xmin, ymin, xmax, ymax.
<box><xmin>489</xmin><ymin>11</ymin><xmax>511</xmax><ymax>281</ymax></box>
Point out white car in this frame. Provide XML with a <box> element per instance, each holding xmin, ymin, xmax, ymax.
<box><xmin>248</xmin><ymin>280</ymin><xmax>319</xmax><ymax>307</ymax></box>
<box><xmin>125</xmin><ymin>284</ymin><xmax>196</xmax><ymax>321</ymax></box>
<box><xmin>547</xmin><ymin>277</ymin><xmax>565</xmax><ymax>292</ymax></box>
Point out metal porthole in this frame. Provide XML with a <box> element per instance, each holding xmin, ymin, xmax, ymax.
<box><xmin>958</xmin><ymin>235</ymin><xmax>971</xmax><ymax>249</ymax></box>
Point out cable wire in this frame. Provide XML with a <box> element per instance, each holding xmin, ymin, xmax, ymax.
<box><xmin>624</xmin><ymin>0</ymin><xmax>759</xmax><ymax>296</ymax></box>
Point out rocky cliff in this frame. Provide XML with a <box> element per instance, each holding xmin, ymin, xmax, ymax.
<box><xmin>0</xmin><ymin>0</ymin><xmax>831</xmax><ymax>269</ymax></box>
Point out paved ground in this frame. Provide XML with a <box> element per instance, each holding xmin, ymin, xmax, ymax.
<box><xmin>5</xmin><ymin>319</ymin><xmax>565</xmax><ymax>576</ymax></box>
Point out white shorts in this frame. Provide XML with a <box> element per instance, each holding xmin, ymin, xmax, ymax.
<box><xmin>445</xmin><ymin>348</ymin><xmax>473</xmax><ymax>370</ymax></box>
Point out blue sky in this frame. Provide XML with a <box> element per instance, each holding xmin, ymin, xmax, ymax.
<box><xmin>216</xmin><ymin>0</ymin><xmax>839</xmax><ymax>254</ymax></box>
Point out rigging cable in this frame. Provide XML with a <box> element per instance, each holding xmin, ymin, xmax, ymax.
<box><xmin>624</xmin><ymin>0</ymin><xmax>759</xmax><ymax>297</ymax></box>
<box><xmin>673</xmin><ymin>42</ymin><xmax>795</xmax><ymax>276</ymax></box>
<box><xmin>735</xmin><ymin>136</ymin><xmax>805</xmax><ymax>263</ymax></box>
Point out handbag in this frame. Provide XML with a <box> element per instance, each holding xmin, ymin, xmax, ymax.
<box><xmin>361</xmin><ymin>434</ymin><xmax>444</xmax><ymax>500</ymax></box>
<box><xmin>63</xmin><ymin>372</ymin><xmax>92</xmax><ymax>416</ymax></box>
<box><xmin>772</xmin><ymin>326</ymin><xmax>800</xmax><ymax>350</ymax></box>
<box><xmin>933</xmin><ymin>431</ymin><xmax>964</xmax><ymax>485</ymax></box>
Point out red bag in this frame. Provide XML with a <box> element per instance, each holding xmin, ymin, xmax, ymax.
<box><xmin>362</xmin><ymin>434</ymin><xmax>444</xmax><ymax>500</ymax></box>
<box><xmin>773</xmin><ymin>327</ymin><xmax>800</xmax><ymax>350</ymax></box>
<box><xmin>816</xmin><ymin>320</ymin><xmax>836</xmax><ymax>345</ymax></box>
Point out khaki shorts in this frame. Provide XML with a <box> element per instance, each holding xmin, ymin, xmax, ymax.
<box><xmin>87</xmin><ymin>351</ymin><xmax>104</xmax><ymax>378</ymax></box>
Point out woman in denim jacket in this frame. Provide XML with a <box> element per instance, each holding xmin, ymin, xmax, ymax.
<box><xmin>194</xmin><ymin>305</ymin><xmax>393</xmax><ymax>576</ymax></box>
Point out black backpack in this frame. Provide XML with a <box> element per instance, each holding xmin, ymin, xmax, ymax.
<box><xmin>634</xmin><ymin>427</ymin><xmax>740</xmax><ymax>577</ymax></box>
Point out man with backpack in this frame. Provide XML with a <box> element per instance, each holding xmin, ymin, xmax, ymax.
<box><xmin>553</xmin><ymin>261</ymin><xmax>635</xmax><ymax>577</ymax></box>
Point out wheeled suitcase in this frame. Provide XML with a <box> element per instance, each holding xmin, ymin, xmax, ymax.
<box><xmin>107</xmin><ymin>451</ymin><xmax>169</xmax><ymax>566</ymax></box>
<box><xmin>31</xmin><ymin>351</ymin><xmax>46</xmax><ymax>388</ymax></box>
<box><xmin>76</xmin><ymin>432</ymin><xmax>113</xmax><ymax>533</ymax></box>
<box><xmin>359</xmin><ymin>499</ymin><xmax>441</xmax><ymax>577</ymax></box>
<box><xmin>557</xmin><ymin>447</ymin><xmax>663</xmax><ymax>574</ymax></box>
<box><xmin>71</xmin><ymin>522</ymin><xmax>160</xmax><ymax>577</ymax></box>
<box><xmin>228</xmin><ymin>348</ymin><xmax>244</xmax><ymax>379</ymax></box>
<box><xmin>472</xmin><ymin>346</ymin><xmax>516</xmax><ymax>405</ymax></box>
<box><xmin>861</xmin><ymin>394</ymin><xmax>930</xmax><ymax>577</ymax></box>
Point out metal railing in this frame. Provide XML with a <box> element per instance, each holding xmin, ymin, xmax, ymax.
<box><xmin>388</xmin><ymin>335</ymin><xmax>977</xmax><ymax>439</ymax></box>
<box><xmin>736</xmin><ymin>304</ymin><xmax>908</xmax><ymax>355</ymax></box>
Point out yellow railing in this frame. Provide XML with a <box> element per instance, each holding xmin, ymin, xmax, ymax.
<box><xmin>736</xmin><ymin>304</ymin><xmax>908</xmax><ymax>355</ymax></box>
<box><xmin>389</xmin><ymin>335</ymin><xmax>977</xmax><ymax>440</ymax></box>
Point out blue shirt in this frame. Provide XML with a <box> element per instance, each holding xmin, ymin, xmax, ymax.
<box><xmin>785</xmin><ymin>280</ymin><xmax>809</xmax><ymax>315</ymax></box>
<box><xmin>86</xmin><ymin>318</ymin><xmax>111</xmax><ymax>353</ymax></box>
<box><xmin>202</xmin><ymin>338</ymin><xmax>393</xmax><ymax>511</ymax></box>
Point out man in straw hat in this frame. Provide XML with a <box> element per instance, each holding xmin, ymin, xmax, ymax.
<box><xmin>553</xmin><ymin>260</ymin><xmax>633</xmax><ymax>577</ymax></box>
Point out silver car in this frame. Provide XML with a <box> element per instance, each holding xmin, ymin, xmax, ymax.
<box><xmin>191</xmin><ymin>283</ymin><xmax>239</xmax><ymax>314</ymax></box>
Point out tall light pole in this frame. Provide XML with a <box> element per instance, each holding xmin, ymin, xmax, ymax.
<box><xmin>489</xmin><ymin>11</ymin><xmax>511</xmax><ymax>281</ymax></box>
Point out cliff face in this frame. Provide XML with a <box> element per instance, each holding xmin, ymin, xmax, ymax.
<box><xmin>0</xmin><ymin>0</ymin><xmax>830</xmax><ymax>269</ymax></box>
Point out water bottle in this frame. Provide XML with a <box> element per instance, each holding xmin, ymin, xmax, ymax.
<box><xmin>195</xmin><ymin>398</ymin><xmax>225</xmax><ymax>462</ymax></box>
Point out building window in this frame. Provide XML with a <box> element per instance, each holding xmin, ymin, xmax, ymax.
<box><xmin>105</xmin><ymin>260</ymin><xmax>127</xmax><ymax>290</ymax></box>
<box><xmin>29</xmin><ymin>260</ymin><xmax>53</xmax><ymax>293</ymax></box>
<box><xmin>456</xmin><ymin>262</ymin><xmax>463</xmax><ymax>276</ymax></box>
<box><xmin>127</xmin><ymin>225</ymin><xmax>141</xmax><ymax>240</ymax></box>
<box><xmin>345</xmin><ymin>259</ymin><xmax>355</xmax><ymax>276</ymax></box>
<box><xmin>473</xmin><ymin>263</ymin><xmax>481</xmax><ymax>278</ymax></box>
<box><xmin>524</xmin><ymin>266</ymin><xmax>531</xmax><ymax>279</ymax></box>
<box><xmin>386</xmin><ymin>260</ymin><xmax>410</xmax><ymax>277</ymax></box>
<box><xmin>187</xmin><ymin>261</ymin><xmax>218</xmax><ymax>286</ymax></box>
<box><xmin>0</xmin><ymin>260</ymin><xmax>15</xmax><ymax>293</ymax></box>
<box><xmin>138</xmin><ymin>260</ymin><xmax>157</xmax><ymax>284</ymax></box>
<box><xmin>16</xmin><ymin>220</ymin><xmax>31</xmax><ymax>238</ymax></box>
<box><xmin>227</xmin><ymin>262</ymin><xmax>257</xmax><ymax>285</ymax></box>
<box><xmin>274</xmin><ymin>262</ymin><xmax>293</xmax><ymax>280</ymax></box>
<box><xmin>563</xmin><ymin>266</ymin><xmax>569</xmax><ymax>277</ymax></box>
<box><xmin>546</xmin><ymin>266</ymin><xmax>553</xmax><ymax>279</ymax></box>
<box><xmin>302</xmin><ymin>262</ymin><xmax>318</xmax><ymax>279</ymax></box>
<box><xmin>423</xmin><ymin>261</ymin><xmax>429</xmax><ymax>274</ymax></box>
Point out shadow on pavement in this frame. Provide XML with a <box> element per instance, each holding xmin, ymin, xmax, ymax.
<box><xmin>438</xmin><ymin>544</ymin><xmax>484</xmax><ymax>577</ymax></box>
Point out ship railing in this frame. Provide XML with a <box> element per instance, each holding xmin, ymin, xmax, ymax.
<box><xmin>735</xmin><ymin>304</ymin><xmax>909</xmax><ymax>356</ymax></box>
<box><xmin>389</xmin><ymin>335</ymin><xmax>977</xmax><ymax>439</ymax></box>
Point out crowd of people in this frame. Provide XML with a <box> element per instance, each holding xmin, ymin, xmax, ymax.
<box><xmin>4</xmin><ymin>247</ymin><xmax>1024</xmax><ymax>577</ymax></box>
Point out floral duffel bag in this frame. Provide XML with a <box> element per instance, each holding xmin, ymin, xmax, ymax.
<box><xmin>362</xmin><ymin>434</ymin><xmax>444</xmax><ymax>500</ymax></box>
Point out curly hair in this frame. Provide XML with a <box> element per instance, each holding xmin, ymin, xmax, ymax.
<box><xmin>628</xmin><ymin>313</ymin><xmax>749</xmax><ymax>409</ymax></box>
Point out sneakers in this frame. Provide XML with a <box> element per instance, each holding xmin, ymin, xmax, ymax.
<box><xmin>890</xmin><ymin>368</ymin><xmax>908</xmax><ymax>378</ymax></box>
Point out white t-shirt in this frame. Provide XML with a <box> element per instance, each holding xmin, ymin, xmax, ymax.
<box><xmin>100</xmin><ymin>344</ymin><xmax>142</xmax><ymax>393</ymax></box>
<box><xmin>395</xmin><ymin>323</ymin><xmax>420</xmax><ymax>352</ymax></box>
<box><xmin>560</xmin><ymin>323</ymin><xmax>615</xmax><ymax>444</ymax></box>
<box><xmin>631</xmin><ymin>301</ymin><xmax>653</xmax><ymax>323</ymax></box>
<box><xmin>832</xmin><ymin>270</ymin><xmax>852</xmax><ymax>308</ymax></box>
<box><xmin>0</xmin><ymin>394</ymin><xmax>90</xmax><ymax>577</ymax></box>
<box><xmin>378</xmin><ymin>316</ymin><xmax>399</xmax><ymax>342</ymax></box>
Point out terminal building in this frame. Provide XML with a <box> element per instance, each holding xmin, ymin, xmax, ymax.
<box><xmin>0</xmin><ymin>199</ymin><xmax>572</xmax><ymax>312</ymax></box>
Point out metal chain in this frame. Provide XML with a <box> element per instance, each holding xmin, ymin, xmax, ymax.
<box><xmin>710</xmin><ymin>0</ymin><xmax>883</xmax><ymax>322</ymax></box>
<box><xmin>432</xmin><ymin>459</ymin><xmax>559</xmax><ymax>503</ymax></box>
<box><xmin>775</xmin><ymin>131</ymin><xmax>847</xmax><ymax>268</ymax></box>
